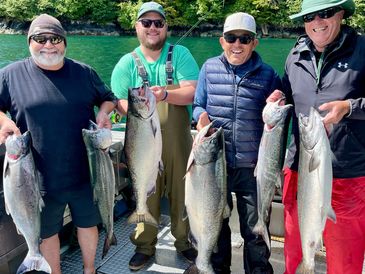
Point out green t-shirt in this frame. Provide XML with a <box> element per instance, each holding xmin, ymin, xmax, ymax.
<box><xmin>111</xmin><ymin>42</ymin><xmax>199</xmax><ymax>118</ymax></box>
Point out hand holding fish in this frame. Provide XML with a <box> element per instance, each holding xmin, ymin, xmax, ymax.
<box><xmin>96</xmin><ymin>110</ymin><xmax>112</xmax><ymax>129</ymax></box>
<box><xmin>266</xmin><ymin>89</ymin><xmax>286</xmax><ymax>105</ymax></box>
<box><xmin>197</xmin><ymin>111</ymin><xmax>212</xmax><ymax>133</ymax></box>
<box><xmin>319</xmin><ymin>100</ymin><xmax>351</xmax><ymax>125</ymax></box>
<box><xmin>150</xmin><ymin>85</ymin><xmax>167</xmax><ymax>102</ymax></box>
<box><xmin>0</xmin><ymin>114</ymin><xmax>21</xmax><ymax>144</ymax></box>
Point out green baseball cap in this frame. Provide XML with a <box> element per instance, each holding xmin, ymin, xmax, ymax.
<box><xmin>137</xmin><ymin>2</ymin><xmax>166</xmax><ymax>19</ymax></box>
<box><xmin>290</xmin><ymin>0</ymin><xmax>355</xmax><ymax>21</ymax></box>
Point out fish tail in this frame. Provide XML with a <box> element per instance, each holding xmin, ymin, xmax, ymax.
<box><xmin>297</xmin><ymin>261</ymin><xmax>315</xmax><ymax>274</ymax></box>
<box><xmin>127</xmin><ymin>211</ymin><xmax>158</xmax><ymax>227</ymax></box>
<box><xmin>16</xmin><ymin>253</ymin><xmax>51</xmax><ymax>274</ymax></box>
<box><xmin>252</xmin><ymin>221</ymin><xmax>271</xmax><ymax>250</ymax></box>
<box><xmin>102</xmin><ymin>232</ymin><xmax>118</xmax><ymax>259</ymax></box>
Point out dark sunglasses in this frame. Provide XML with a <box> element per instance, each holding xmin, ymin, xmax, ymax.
<box><xmin>138</xmin><ymin>19</ymin><xmax>165</xmax><ymax>28</ymax></box>
<box><xmin>303</xmin><ymin>7</ymin><xmax>341</xmax><ymax>23</ymax></box>
<box><xmin>30</xmin><ymin>35</ymin><xmax>64</xmax><ymax>45</ymax></box>
<box><xmin>224</xmin><ymin>34</ymin><xmax>254</xmax><ymax>45</ymax></box>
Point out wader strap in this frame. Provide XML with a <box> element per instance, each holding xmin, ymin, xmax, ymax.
<box><xmin>130</xmin><ymin>45</ymin><xmax>175</xmax><ymax>86</ymax></box>
<box><xmin>166</xmin><ymin>44</ymin><xmax>174</xmax><ymax>85</ymax></box>
<box><xmin>131</xmin><ymin>51</ymin><xmax>149</xmax><ymax>87</ymax></box>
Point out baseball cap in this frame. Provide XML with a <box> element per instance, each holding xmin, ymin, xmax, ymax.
<box><xmin>137</xmin><ymin>2</ymin><xmax>166</xmax><ymax>19</ymax></box>
<box><xmin>223</xmin><ymin>12</ymin><xmax>256</xmax><ymax>35</ymax></box>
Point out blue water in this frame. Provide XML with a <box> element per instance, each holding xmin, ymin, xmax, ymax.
<box><xmin>0</xmin><ymin>34</ymin><xmax>296</xmax><ymax>84</ymax></box>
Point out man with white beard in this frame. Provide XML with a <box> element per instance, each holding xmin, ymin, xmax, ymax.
<box><xmin>0</xmin><ymin>14</ymin><xmax>116</xmax><ymax>274</ymax></box>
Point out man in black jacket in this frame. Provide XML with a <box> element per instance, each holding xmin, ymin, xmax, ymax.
<box><xmin>269</xmin><ymin>0</ymin><xmax>365</xmax><ymax>273</ymax></box>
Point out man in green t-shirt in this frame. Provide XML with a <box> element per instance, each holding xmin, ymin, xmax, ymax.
<box><xmin>111</xmin><ymin>1</ymin><xmax>200</xmax><ymax>271</ymax></box>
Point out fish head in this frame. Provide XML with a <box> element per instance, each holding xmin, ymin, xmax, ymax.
<box><xmin>128</xmin><ymin>86</ymin><xmax>156</xmax><ymax>119</ymax></box>
<box><xmin>299</xmin><ymin>107</ymin><xmax>324</xmax><ymax>150</ymax></box>
<box><xmin>5</xmin><ymin>131</ymin><xmax>31</xmax><ymax>160</ymax></box>
<box><xmin>263</xmin><ymin>100</ymin><xmax>292</xmax><ymax>129</ymax></box>
<box><xmin>192</xmin><ymin>123</ymin><xmax>224</xmax><ymax>164</ymax></box>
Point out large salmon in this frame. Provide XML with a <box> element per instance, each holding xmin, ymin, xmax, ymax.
<box><xmin>3</xmin><ymin>132</ymin><xmax>51</xmax><ymax>274</ymax></box>
<box><xmin>83</xmin><ymin>122</ymin><xmax>117</xmax><ymax>259</ymax></box>
<box><xmin>253</xmin><ymin>100</ymin><xmax>292</xmax><ymax>249</ymax></box>
<box><xmin>184</xmin><ymin>123</ymin><xmax>230</xmax><ymax>274</ymax></box>
<box><xmin>124</xmin><ymin>86</ymin><xmax>163</xmax><ymax>227</ymax></box>
<box><xmin>297</xmin><ymin>107</ymin><xmax>336</xmax><ymax>273</ymax></box>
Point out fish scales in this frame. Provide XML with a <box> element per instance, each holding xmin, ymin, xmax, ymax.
<box><xmin>83</xmin><ymin>123</ymin><xmax>117</xmax><ymax>259</ymax></box>
<box><xmin>124</xmin><ymin>86</ymin><xmax>163</xmax><ymax>227</ymax></box>
<box><xmin>297</xmin><ymin>107</ymin><xmax>336</xmax><ymax>273</ymax></box>
<box><xmin>3</xmin><ymin>132</ymin><xmax>51</xmax><ymax>274</ymax></box>
<box><xmin>253</xmin><ymin>100</ymin><xmax>292</xmax><ymax>249</ymax></box>
<box><xmin>185</xmin><ymin>124</ymin><xmax>230</xmax><ymax>274</ymax></box>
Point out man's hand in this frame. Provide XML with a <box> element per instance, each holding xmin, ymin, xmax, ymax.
<box><xmin>319</xmin><ymin>100</ymin><xmax>351</xmax><ymax>125</ymax></box>
<box><xmin>96</xmin><ymin>111</ymin><xmax>112</xmax><ymax>129</ymax></box>
<box><xmin>0</xmin><ymin>118</ymin><xmax>20</xmax><ymax>144</ymax></box>
<box><xmin>150</xmin><ymin>86</ymin><xmax>167</xmax><ymax>102</ymax></box>
<box><xmin>197</xmin><ymin>111</ymin><xmax>211</xmax><ymax>131</ymax></box>
<box><xmin>267</xmin><ymin>89</ymin><xmax>286</xmax><ymax>105</ymax></box>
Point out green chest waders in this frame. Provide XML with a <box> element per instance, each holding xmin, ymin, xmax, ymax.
<box><xmin>129</xmin><ymin>45</ymin><xmax>192</xmax><ymax>254</ymax></box>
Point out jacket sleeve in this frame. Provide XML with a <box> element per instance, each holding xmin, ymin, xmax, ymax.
<box><xmin>348</xmin><ymin>98</ymin><xmax>365</xmax><ymax>120</ymax></box>
<box><xmin>192</xmin><ymin>64</ymin><xmax>207</xmax><ymax>122</ymax></box>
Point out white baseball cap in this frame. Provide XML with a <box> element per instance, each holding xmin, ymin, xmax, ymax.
<box><xmin>223</xmin><ymin>12</ymin><xmax>256</xmax><ymax>35</ymax></box>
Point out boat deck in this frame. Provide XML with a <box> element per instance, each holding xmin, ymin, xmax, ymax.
<box><xmin>60</xmin><ymin>212</ymin><xmax>329</xmax><ymax>274</ymax></box>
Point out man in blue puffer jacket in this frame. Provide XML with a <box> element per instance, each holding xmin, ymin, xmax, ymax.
<box><xmin>193</xmin><ymin>12</ymin><xmax>281</xmax><ymax>274</ymax></box>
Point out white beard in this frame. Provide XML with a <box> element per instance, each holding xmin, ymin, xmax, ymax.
<box><xmin>30</xmin><ymin>48</ymin><xmax>66</xmax><ymax>68</ymax></box>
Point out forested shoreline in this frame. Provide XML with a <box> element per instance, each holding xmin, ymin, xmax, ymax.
<box><xmin>0</xmin><ymin>0</ymin><xmax>364</xmax><ymax>36</ymax></box>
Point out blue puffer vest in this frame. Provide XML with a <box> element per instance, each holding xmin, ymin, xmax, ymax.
<box><xmin>205</xmin><ymin>53</ymin><xmax>280</xmax><ymax>168</ymax></box>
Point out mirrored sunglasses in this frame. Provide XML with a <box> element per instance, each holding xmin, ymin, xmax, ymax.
<box><xmin>30</xmin><ymin>35</ymin><xmax>64</xmax><ymax>45</ymax></box>
<box><xmin>303</xmin><ymin>7</ymin><xmax>341</xmax><ymax>23</ymax></box>
<box><xmin>138</xmin><ymin>19</ymin><xmax>165</xmax><ymax>28</ymax></box>
<box><xmin>224</xmin><ymin>34</ymin><xmax>254</xmax><ymax>45</ymax></box>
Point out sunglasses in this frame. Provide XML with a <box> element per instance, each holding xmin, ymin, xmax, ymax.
<box><xmin>303</xmin><ymin>7</ymin><xmax>341</xmax><ymax>23</ymax></box>
<box><xmin>224</xmin><ymin>34</ymin><xmax>254</xmax><ymax>45</ymax></box>
<box><xmin>138</xmin><ymin>19</ymin><xmax>165</xmax><ymax>28</ymax></box>
<box><xmin>30</xmin><ymin>35</ymin><xmax>64</xmax><ymax>45</ymax></box>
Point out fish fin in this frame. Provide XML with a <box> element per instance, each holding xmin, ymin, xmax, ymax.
<box><xmin>327</xmin><ymin>207</ymin><xmax>336</xmax><ymax>223</ymax></box>
<box><xmin>158</xmin><ymin>160</ymin><xmax>164</xmax><ymax>175</ymax></box>
<box><xmin>188</xmin><ymin>232</ymin><xmax>198</xmax><ymax>250</ymax></box>
<box><xmin>223</xmin><ymin>204</ymin><xmax>231</xmax><ymax>219</ymax></box>
<box><xmin>253</xmin><ymin>164</ymin><xmax>258</xmax><ymax>177</ymax></box>
<box><xmin>147</xmin><ymin>185</ymin><xmax>156</xmax><ymax>197</ymax></box>
<box><xmin>127</xmin><ymin>211</ymin><xmax>158</xmax><ymax>227</ymax></box>
<box><xmin>186</xmin><ymin>152</ymin><xmax>195</xmax><ymax>172</ymax></box>
<box><xmin>275</xmin><ymin>172</ymin><xmax>284</xmax><ymax>195</ymax></box>
<box><xmin>5</xmin><ymin>202</ymin><xmax>10</xmax><ymax>215</ymax></box>
<box><xmin>150</xmin><ymin>119</ymin><xmax>158</xmax><ymax>137</ymax></box>
<box><xmin>253</xmin><ymin>221</ymin><xmax>271</xmax><ymax>250</ymax></box>
<box><xmin>308</xmin><ymin>153</ymin><xmax>320</xmax><ymax>172</ymax></box>
<box><xmin>102</xmin><ymin>232</ymin><xmax>118</xmax><ymax>259</ymax></box>
<box><xmin>38</xmin><ymin>197</ymin><xmax>45</xmax><ymax>212</ymax></box>
<box><xmin>182</xmin><ymin>206</ymin><xmax>188</xmax><ymax>221</ymax></box>
<box><xmin>16</xmin><ymin>253</ymin><xmax>51</xmax><ymax>274</ymax></box>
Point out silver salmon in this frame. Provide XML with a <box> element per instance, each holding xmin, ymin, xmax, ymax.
<box><xmin>253</xmin><ymin>100</ymin><xmax>292</xmax><ymax>249</ymax></box>
<box><xmin>297</xmin><ymin>107</ymin><xmax>336</xmax><ymax>273</ymax></box>
<box><xmin>3</xmin><ymin>132</ymin><xmax>51</xmax><ymax>274</ymax></box>
<box><xmin>184</xmin><ymin>123</ymin><xmax>230</xmax><ymax>274</ymax></box>
<box><xmin>83</xmin><ymin>122</ymin><xmax>117</xmax><ymax>259</ymax></box>
<box><xmin>124</xmin><ymin>86</ymin><xmax>163</xmax><ymax>227</ymax></box>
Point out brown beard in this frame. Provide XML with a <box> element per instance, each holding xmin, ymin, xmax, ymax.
<box><xmin>137</xmin><ymin>32</ymin><xmax>167</xmax><ymax>51</ymax></box>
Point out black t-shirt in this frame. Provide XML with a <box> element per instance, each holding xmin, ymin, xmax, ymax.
<box><xmin>0</xmin><ymin>57</ymin><xmax>116</xmax><ymax>193</ymax></box>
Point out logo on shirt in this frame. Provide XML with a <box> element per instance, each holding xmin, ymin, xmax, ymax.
<box><xmin>337</xmin><ymin>62</ymin><xmax>348</xmax><ymax>69</ymax></box>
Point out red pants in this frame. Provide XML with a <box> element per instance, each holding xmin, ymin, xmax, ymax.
<box><xmin>282</xmin><ymin>168</ymin><xmax>365</xmax><ymax>274</ymax></box>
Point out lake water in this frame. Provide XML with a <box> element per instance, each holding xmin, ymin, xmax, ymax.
<box><xmin>0</xmin><ymin>35</ymin><xmax>296</xmax><ymax>84</ymax></box>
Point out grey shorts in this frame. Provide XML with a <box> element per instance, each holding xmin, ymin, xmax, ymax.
<box><xmin>40</xmin><ymin>184</ymin><xmax>101</xmax><ymax>239</ymax></box>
